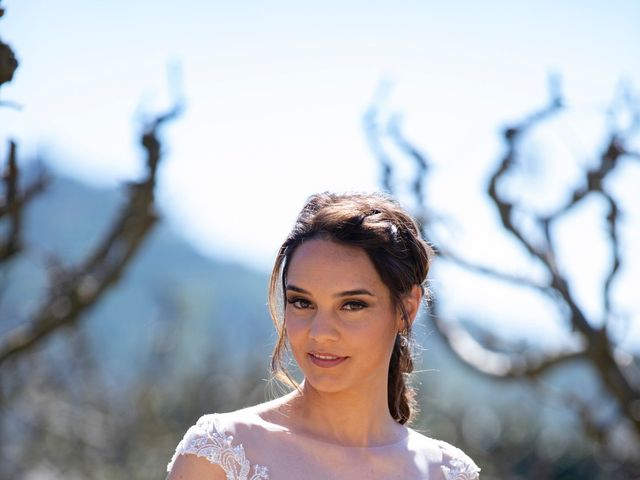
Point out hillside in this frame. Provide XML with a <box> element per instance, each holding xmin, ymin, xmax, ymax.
<box><xmin>1</xmin><ymin>172</ymin><xmax>274</xmax><ymax>384</ymax></box>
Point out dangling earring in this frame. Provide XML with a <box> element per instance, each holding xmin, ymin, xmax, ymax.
<box><xmin>397</xmin><ymin>332</ymin><xmax>408</xmax><ymax>348</ymax></box>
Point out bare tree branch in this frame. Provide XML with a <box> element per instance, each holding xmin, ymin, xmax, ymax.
<box><xmin>0</xmin><ymin>141</ymin><xmax>49</xmax><ymax>261</ymax></box>
<box><xmin>0</xmin><ymin>140</ymin><xmax>19</xmax><ymax>261</ymax></box>
<box><xmin>603</xmin><ymin>193</ymin><xmax>621</xmax><ymax>319</ymax></box>
<box><xmin>0</xmin><ymin>15</ymin><xmax>20</xmax><ymax>107</ymax></box>
<box><xmin>551</xmin><ymin>135</ymin><xmax>626</xmax><ymax>217</ymax></box>
<box><xmin>440</xmin><ymin>248</ymin><xmax>551</xmax><ymax>294</ymax></box>
<box><xmin>0</xmin><ymin>37</ymin><xmax>18</xmax><ymax>88</ymax></box>
<box><xmin>363</xmin><ymin>102</ymin><xmax>393</xmax><ymax>193</ymax></box>
<box><xmin>487</xmin><ymin>97</ymin><xmax>564</xmax><ymax>264</ymax></box>
<box><xmin>0</xmin><ymin>103</ymin><xmax>182</xmax><ymax>365</ymax></box>
<box><xmin>366</xmin><ymin>78</ymin><xmax>640</xmax><ymax>440</ymax></box>
<box><xmin>486</xmin><ymin>100</ymin><xmax>639</xmax><ymax>436</ymax></box>
<box><xmin>429</xmin><ymin>305</ymin><xmax>586</xmax><ymax>379</ymax></box>
<box><xmin>387</xmin><ymin>114</ymin><xmax>430</xmax><ymax>212</ymax></box>
<box><xmin>364</xmin><ymin>93</ymin><xmax>442</xmax><ymax>250</ymax></box>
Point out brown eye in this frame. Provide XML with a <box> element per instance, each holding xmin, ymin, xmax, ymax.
<box><xmin>287</xmin><ymin>298</ymin><xmax>312</xmax><ymax>309</ymax></box>
<box><xmin>343</xmin><ymin>301</ymin><xmax>367</xmax><ymax>311</ymax></box>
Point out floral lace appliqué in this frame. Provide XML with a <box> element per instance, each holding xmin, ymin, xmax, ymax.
<box><xmin>167</xmin><ymin>415</ymin><xmax>269</xmax><ymax>480</ymax></box>
<box><xmin>438</xmin><ymin>439</ymin><xmax>481</xmax><ymax>480</ymax></box>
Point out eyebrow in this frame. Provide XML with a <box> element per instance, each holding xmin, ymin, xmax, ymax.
<box><xmin>286</xmin><ymin>284</ymin><xmax>375</xmax><ymax>298</ymax></box>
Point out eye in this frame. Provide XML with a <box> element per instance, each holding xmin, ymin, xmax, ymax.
<box><xmin>342</xmin><ymin>300</ymin><xmax>368</xmax><ymax>311</ymax></box>
<box><xmin>286</xmin><ymin>297</ymin><xmax>313</xmax><ymax>309</ymax></box>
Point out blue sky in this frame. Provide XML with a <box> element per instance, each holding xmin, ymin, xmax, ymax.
<box><xmin>1</xmin><ymin>0</ymin><xmax>639</xmax><ymax>347</ymax></box>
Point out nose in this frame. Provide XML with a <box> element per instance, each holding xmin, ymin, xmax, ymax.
<box><xmin>309</xmin><ymin>308</ymin><xmax>340</xmax><ymax>342</ymax></box>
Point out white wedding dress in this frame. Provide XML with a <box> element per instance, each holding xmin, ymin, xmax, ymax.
<box><xmin>167</xmin><ymin>411</ymin><xmax>480</xmax><ymax>480</ymax></box>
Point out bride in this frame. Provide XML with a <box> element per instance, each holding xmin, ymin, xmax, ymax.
<box><xmin>166</xmin><ymin>192</ymin><xmax>480</xmax><ymax>480</ymax></box>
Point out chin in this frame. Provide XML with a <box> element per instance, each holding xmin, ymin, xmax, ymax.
<box><xmin>303</xmin><ymin>374</ymin><xmax>352</xmax><ymax>395</ymax></box>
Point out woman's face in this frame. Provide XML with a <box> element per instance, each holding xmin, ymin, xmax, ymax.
<box><xmin>284</xmin><ymin>238</ymin><xmax>404</xmax><ymax>397</ymax></box>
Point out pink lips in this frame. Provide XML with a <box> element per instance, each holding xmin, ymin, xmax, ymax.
<box><xmin>308</xmin><ymin>352</ymin><xmax>349</xmax><ymax>368</ymax></box>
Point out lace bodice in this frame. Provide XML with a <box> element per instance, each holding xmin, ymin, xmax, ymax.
<box><xmin>167</xmin><ymin>414</ymin><xmax>480</xmax><ymax>480</ymax></box>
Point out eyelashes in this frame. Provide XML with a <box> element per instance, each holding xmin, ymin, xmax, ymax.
<box><xmin>286</xmin><ymin>297</ymin><xmax>312</xmax><ymax>309</ymax></box>
<box><xmin>285</xmin><ymin>297</ymin><xmax>369</xmax><ymax>311</ymax></box>
<box><xmin>342</xmin><ymin>300</ymin><xmax>368</xmax><ymax>311</ymax></box>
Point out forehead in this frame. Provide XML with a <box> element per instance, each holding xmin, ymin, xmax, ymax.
<box><xmin>286</xmin><ymin>238</ymin><xmax>384</xmax><ymax>289</ymax></box>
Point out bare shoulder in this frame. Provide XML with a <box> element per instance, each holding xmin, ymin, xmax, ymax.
<box><xmin>215</xmin><ymin>392</ymin><xmax>297</xmax><ymax>432</ymax></box>
<box><xmin>407</xmin><ymin>428</ymin><xmax>481</xmax><ymax>480</ymax></box>
<box><xmin>166</xmin><ymin>452</ymin><xmax>227</xmax><ymax>480</ymax></box>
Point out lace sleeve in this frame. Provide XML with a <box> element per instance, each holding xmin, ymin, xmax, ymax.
<box><xmin>437</xmin><ymin>440</ymin><xmax>481</xmax><ymax>480</ymax></box>
<box><xmin>166</xmin><ymin>414</ymin><xmax>269</xmax><ymax>480</ymax></box>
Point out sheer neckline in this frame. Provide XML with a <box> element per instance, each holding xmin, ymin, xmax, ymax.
<box><xmin>168</xmin><ymin>412</ymin><xmax>481</xmax><ymax>480</ymax></box>
<box><xmin>250</xmin><ymin>410</ymin><xmax>412</xmax><ymax>449</ymax></box>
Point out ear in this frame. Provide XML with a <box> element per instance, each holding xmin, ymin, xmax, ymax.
<box><xmin>397</xmin><ymin>284</ymin><xmax>423</xmax><ymax>331</ymax></box>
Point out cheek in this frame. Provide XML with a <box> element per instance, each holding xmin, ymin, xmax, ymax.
<box><xmin>284</xmin><ymin>317</ymin><xmax>310</xmax><ymax>366</ymax></box>
<box><xmin>361</xmin><ymin>316</ymin><xmax>398</xmax><ymax>355</ymax></box>
<box><xmin>284</xmin><ymin>315</ymin><xmax>306</xmax><ymax>344</ymax></box>
<box><xmin>373</xmin><ymin>326</ymin><xmax>397</xmax><ymax>354</ymax></box>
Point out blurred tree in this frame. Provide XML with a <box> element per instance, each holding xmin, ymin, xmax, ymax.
<box><xmin>365</xmin><ymin>78</ymin><xmax>640</xmax><ymax>472</ymax></box>
<box><xmin>0</xmin><ymin>0</ymin><xmax>182</xmax><ymax>367</ymax></box>
<box><xmin>0</xmin><ymin>307</ymin><xmax>268</xmax><ymax>479</ymax></box>
<box><xmin>3</xmin><ymin>0</ymin><xmax>639</xmax><ymax>476</ymax></box>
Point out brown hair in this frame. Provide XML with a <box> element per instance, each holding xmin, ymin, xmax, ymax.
<box><xmin>268</xmin><ymin>192</ymin><xmax>432</xmax><ymax>425</ymax></box>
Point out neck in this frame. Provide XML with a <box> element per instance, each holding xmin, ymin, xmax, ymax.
<box><xmin>282</xmin><ymin>379</ymin><xmax>405</xmax><ymax>447</ymax></box>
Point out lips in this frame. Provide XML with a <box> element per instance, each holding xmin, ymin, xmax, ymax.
<box><xmin>308</xmin><ymin>352</ymin><xmax>349</xmax><ymax>368</ymax></box>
